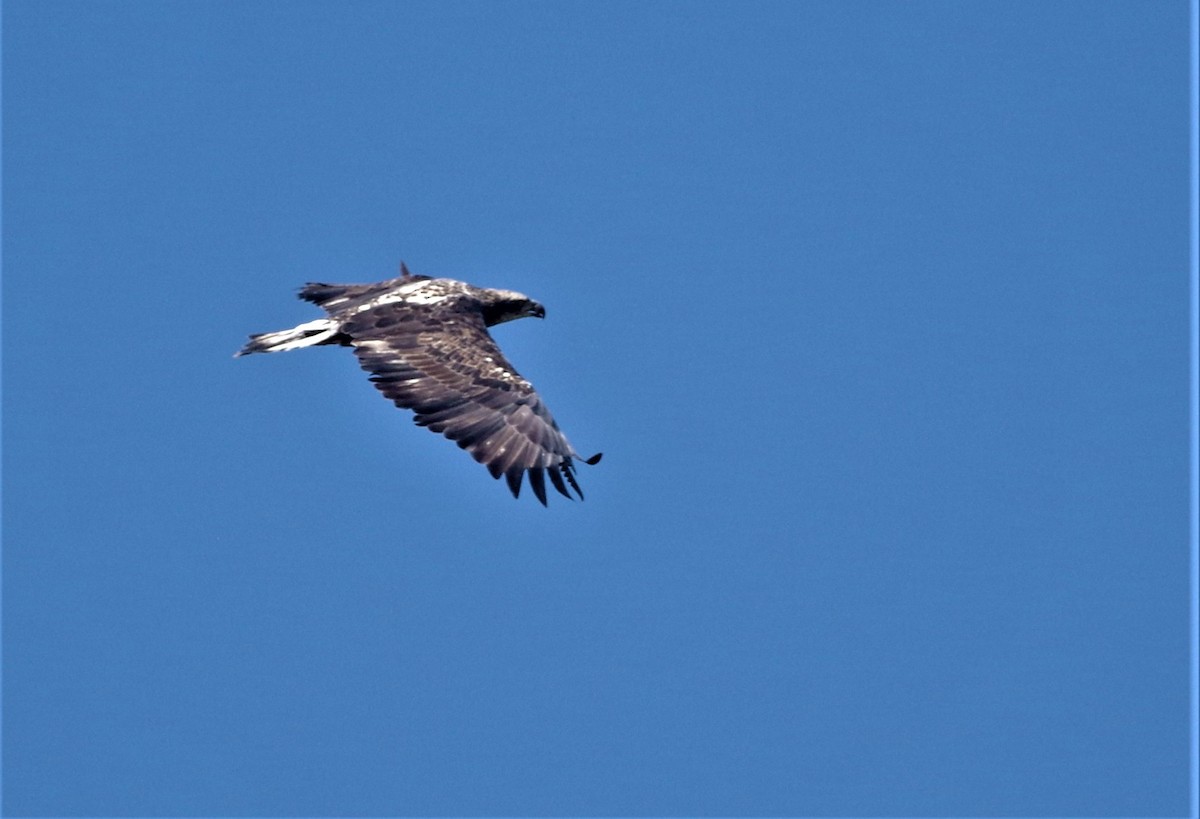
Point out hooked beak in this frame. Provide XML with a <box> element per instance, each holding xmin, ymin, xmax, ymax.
<box><xmin>530</xmin><ymin>302</ymin><xmax>546</xmax><ymax>319</ymax></box>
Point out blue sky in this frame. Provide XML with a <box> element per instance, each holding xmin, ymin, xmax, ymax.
<box><xmin>2</xmin><ymin>1</ymin><xmax>1194</xmax><ymax>816</ymax></box>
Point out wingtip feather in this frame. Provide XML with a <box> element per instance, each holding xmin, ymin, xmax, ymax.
<box><xmin>505</xmin><ymin>468</ymin><xmax>523</xmax><ymax>499</ymax></box>
<box><xmin>547</xmin><ymin>466</ymin><xmax>570</xmax><ymax>499</ymax></box>
<box><xmin>528</xmin><ymin>467</ymin><xmax>548</xmax><ymax>506</ymax></box>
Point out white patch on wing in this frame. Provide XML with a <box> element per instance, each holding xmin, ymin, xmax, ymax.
<box><xmin>403</xmin><ymin>288</ymin><xmax>453</xmax><ymax>305</ymax></box>
<box><xmin>353</xmin><ymin>279</ymin><xmax>453</xmax><ymax>312</ymax></box>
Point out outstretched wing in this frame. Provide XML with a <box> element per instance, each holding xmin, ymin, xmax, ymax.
<box><xmin>298</xmin><ymin>268</ymin><xmax>432</xmax><ymax>312</ymax></box>
<box><xmin>339</xmin><ymin>301</ymin><xmax>597</xmax><ymax>504</ymax></box>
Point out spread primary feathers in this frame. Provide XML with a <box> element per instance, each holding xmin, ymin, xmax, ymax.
<box><xmin>237</xmin><ymin>263</ymin><xmax>601</xmax><ymax>505</ymax></box>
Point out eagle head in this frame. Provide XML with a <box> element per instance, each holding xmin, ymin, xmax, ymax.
<box><xmin>481</xmin><ymin>289</ymin><xmax>546</xmax><ymax>326</ymax></box>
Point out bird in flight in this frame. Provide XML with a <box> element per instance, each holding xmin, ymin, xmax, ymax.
<box><xmin>237</xmin><ymin>263</ymin><xmax>601</xmax><ymax>504</ymax></box>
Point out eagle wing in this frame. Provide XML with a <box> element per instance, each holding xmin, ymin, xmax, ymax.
<box><xmin>338</xmin><ymin>301</ymin><xmax>595</xmax><ymax>504</ymax></box>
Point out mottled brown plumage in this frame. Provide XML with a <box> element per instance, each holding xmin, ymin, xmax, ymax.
<box><xmin>237</xmin><ymin>264</ymin><xmax>600</xmax><ymax>504</ymax></box>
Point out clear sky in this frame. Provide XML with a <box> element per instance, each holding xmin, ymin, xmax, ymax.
<box><xmin>2</xmin><ymin>1</ymin><xmax>1193</xmax><ymax>816</ymax></box>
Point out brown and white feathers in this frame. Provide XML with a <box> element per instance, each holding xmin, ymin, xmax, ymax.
<box><xmin>237</xmin><ymin>264</ymin><xmax>601</xmax><ymax>504</ymax></box>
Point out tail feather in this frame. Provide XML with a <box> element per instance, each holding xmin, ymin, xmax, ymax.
<box><xmin>235</xmin><ymin>318</ymin><xmax>340</xmax><ymax>357</ymax></box>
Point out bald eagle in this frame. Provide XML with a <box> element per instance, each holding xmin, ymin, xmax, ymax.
<box><xmin>237</xmin><ymin>264</ymin><xmax>601</xmax><ymax>504</ymax></box>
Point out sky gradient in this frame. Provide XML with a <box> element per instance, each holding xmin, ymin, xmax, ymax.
<box><xmin>3</xmin><ymin>1</ymin><xmax>1195</xmax><ymax>815</ymax></box>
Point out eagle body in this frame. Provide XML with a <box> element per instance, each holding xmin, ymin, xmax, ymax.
<box><xmin>237</xmin><ymin>266</ymin><xmax>600</xmax><ymax>504</ymax></box>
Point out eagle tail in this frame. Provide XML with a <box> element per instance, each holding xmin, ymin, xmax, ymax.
<box><xmin>234</xmin><ymin>318</ymin><xmax>341</xmax><ymax>357</ymax></box>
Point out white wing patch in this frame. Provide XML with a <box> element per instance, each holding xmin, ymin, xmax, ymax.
<box><xmin>352</xmin><ymin>279</ymin><xmax>453</xmax><ymax>313</ymax></box>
